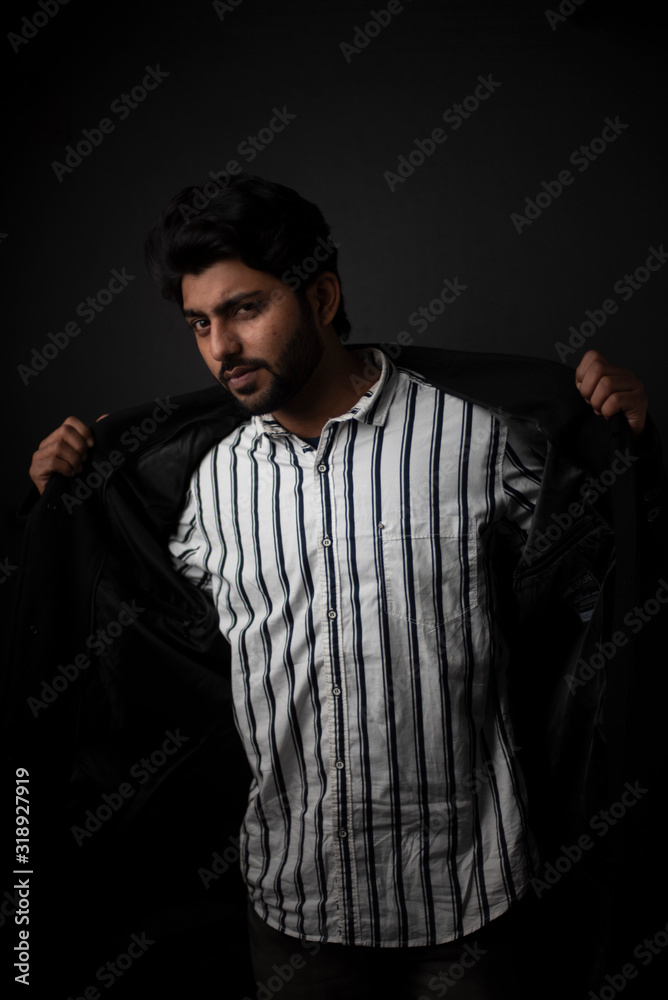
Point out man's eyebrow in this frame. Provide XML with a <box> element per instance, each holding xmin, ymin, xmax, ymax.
<box><xmin>182</xmin><ymin>290</ymin><xmax>264</xmax><ymax>318</ymax></box>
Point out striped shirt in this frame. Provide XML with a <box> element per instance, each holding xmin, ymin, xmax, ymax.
<box><xmin>168</xmin><ymin>347</ymin><xmax>543</xmax><ymax>947</ymax></box>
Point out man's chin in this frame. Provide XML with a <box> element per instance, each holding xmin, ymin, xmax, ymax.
<box><xmin>218</xmin><ymin>371</ymin><xmax>307</xmax><ymax>419</ymax></box>
<box><xmin>216</xmin><ymin>378</ymin><xmax>272</xmax><ymax>417</ymax></box>
<box><xmin>229</xmin><ymin>394</ymin><xmax>270</xmax><ymax>417</ymax></box>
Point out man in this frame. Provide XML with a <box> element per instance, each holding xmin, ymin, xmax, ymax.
<box><xmin>23</xmin><ymin>175</ymin><xmax>661</xmax><ymax>998</ymax></box>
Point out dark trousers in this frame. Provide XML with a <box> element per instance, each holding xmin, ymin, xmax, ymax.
<box><xmin>246</xmin><ymin>899</ymin><xmax>522</xmax><ymax>1000</ymax></box>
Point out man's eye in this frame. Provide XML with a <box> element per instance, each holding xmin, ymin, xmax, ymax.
<box><xmin>192</xmin><ymin>319</ymin><xmax>209</xmax><ymax>333</ymax></box>
<box><xmin>235</xmin><ymin>301</ymin><xmax>263</xmax><ymax>318</ymax></box>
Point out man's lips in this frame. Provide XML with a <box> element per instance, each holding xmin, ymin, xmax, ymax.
<box><xmin>224</xmin><ymin>366</ymin><xmax>260</xmax><ymax>388</ymax></box>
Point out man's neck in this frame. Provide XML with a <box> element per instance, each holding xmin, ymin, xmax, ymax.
<box><xmin>270</xmin><ymin>346</ymin><xmax>381</xmax><ymax>439</ymax></box>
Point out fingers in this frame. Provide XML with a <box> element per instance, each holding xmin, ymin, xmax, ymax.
<box><xmin>29</xmin><ymin>415</ymin><xmax>96</xmax><ymax>494</ymax></box>
<box><xmin>39</xmin><ymin>416</ymin><xmax>94</xmax><ymax>450</ymax></box>
<box><xmin>575</xmin><ymin>350</ymin><xmax>611</xmax><ymax>405</ymax></box>
<box><xmin>575</xmin><ymin>349</ymin><xmax>647</xmax><ymax>436</ymax></box>
<box><xmin>31</xmin><ymin>451</ymin><xmax>81</xmax><ymax>486</ymax></box>
<box><xmin>587</xmin><ymin>374</ymin><xmax>637</xmax><ymax>416</ymax></box>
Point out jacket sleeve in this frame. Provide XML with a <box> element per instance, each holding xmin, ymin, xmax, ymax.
<box><xmin>494</xmin><ymin>420</ymin><xmax>545</xmax><ymax>558</ymax></box>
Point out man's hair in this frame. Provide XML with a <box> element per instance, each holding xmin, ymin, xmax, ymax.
<box><xmin>144</xmin><ymin>173</ymin><xmax>351</xmax><ymax>337</ymax></box>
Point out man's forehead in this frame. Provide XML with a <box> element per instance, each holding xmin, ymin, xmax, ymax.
<box><xmin>181</xmin><ymin>260</ymin><xmax>276</xmax><ymax>310</ymax></box>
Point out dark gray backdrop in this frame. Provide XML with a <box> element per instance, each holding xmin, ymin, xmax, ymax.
<box><xmin>1</xmin><ymin>0</ymin><xmax>666</xmax><ymax>995</ymax></box>
<box><xmin>3</xmin><ymin>0</ymin><xmax>666</xmax><ymax>514</ymax></box>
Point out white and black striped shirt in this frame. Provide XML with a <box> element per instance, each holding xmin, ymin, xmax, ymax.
<box><xmin>169</xmin><ymin>348</ymin><xmax>543</xmax><ymax>947</ymax></box>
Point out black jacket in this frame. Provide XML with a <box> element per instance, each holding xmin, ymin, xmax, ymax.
<box><xmin>3</xmin><ymin>345</ymin><xmax>667</xmax><ymax>996</ymax></box>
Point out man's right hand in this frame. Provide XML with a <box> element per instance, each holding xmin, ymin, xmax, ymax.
<box><xmin>29</xmin><ymin>415</ymin><xmax>108</xmax><ymax>495</ymax></box>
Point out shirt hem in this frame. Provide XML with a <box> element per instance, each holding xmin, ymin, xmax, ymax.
<box><xmin>247</xmin><ymin>877</ymin><xmax>531</xmax><ymax>948</ymax></box>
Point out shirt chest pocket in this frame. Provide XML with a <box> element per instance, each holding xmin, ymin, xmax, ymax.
<box><xmin>378</xmin><ymin>514</ymin><xmax>479</xmax><ymax>632</ymax></box>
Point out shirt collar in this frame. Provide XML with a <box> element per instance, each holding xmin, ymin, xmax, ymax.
<box><xmin>251</xmin><ymin>347</ymin><xmax>399</xmax><ymax>440</ymax></box>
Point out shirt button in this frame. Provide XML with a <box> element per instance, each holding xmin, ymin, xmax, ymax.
<box><xmin>327</xmin><ymin>610</ymin><xmax>337</xmax><ymax>619</ymax></box>
<box><xmin>335</xmin><ymin>760</ymin><xmax>344</xmax><ymax>770</ymax></box>
<box><xmin>322</xmin><ymin>537</ymin><xmax>332</xmax><ymax>547</ymax></box>
<box><xmin>378</xmin><ymin>521</ymin><xmax>385</xmax><ymax>530</ymax></box>
<box><xmin>318</xmin><ymin>464</ymin><xmax>327</xmax><ymax>473</ymax></box>
<box><xmin>338</xmin><ymin>828</ymin><xmax>347</xmax><ymax>838</ymax></box>
<box><xmin>332</xmin><ymin>687</ymin><xmax>341</xmax><ymax>696</ymax></box>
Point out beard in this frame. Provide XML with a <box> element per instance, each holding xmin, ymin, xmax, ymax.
<box><xmin>216</xmin><ymin>301</ymin><xmax>325</xmax><ymax>417</ymax></box>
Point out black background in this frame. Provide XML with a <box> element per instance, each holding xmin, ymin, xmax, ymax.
<box><xmin>1</xmin><ymin>0</ymin><xmax>667</xmax><ymax>997</ymax></box>
<box><xmin>3</xmin><ymin>0</ymin><xmax>667</xmax><ymax>512</ymax></box>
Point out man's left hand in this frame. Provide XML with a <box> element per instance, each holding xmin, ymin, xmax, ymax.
<box><xmin>575</xmin><ymin>349</ymin><xmax>647</xmax><ymax>437</ymax></box>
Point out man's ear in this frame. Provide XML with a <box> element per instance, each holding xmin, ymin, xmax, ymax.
<box><xmin>308</xmin><ymin>272</ymin><xmax>340</xmax><ymax>330</ymax></box>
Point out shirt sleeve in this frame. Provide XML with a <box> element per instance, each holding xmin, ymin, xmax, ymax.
<box><xmin>168</xmin><ymin>480</ymin><xmax>214</xmax><ymax>595</ymax></box>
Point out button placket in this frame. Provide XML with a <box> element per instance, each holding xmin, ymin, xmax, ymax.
<box><xmin>314</xmin><ymin>426</ymin><xmax>356</xmax><ymax>933</ymax></box>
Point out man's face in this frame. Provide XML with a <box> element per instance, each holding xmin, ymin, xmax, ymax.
<box><xmin>181</xmin><ymin>258</ymin><xmax>325</xmax><ymax>417</ymax></box>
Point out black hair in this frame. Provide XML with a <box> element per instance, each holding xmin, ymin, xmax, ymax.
<box><xmin>144</xmin><ymin>173</ymin><xmax>351</xmax><ymax>337</ymax></box>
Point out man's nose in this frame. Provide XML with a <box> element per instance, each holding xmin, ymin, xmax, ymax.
<box><xmin>208</xmin><ymin>319</ymin><xmax>242</xmax><ymax>362</ymax></box>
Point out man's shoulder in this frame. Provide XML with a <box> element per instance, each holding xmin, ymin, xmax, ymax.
<box><xmin>34</xmin><ymin>385</ymin><xmax>248</xmax><ymax>527</ymax></box>
<box><xmin>92</xmin><ymin>384</ymin><xmax>244</xmax><ymax>456</ymax></box>
<box><xmin>387</xmin><ymin>344</ymin><xmax>577</xmax><ymax>412</ymax></box>
<box><xmin>364</xmin><ymin>342</ymin><xmax>610</xmax><ymax>472</ymax></box>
